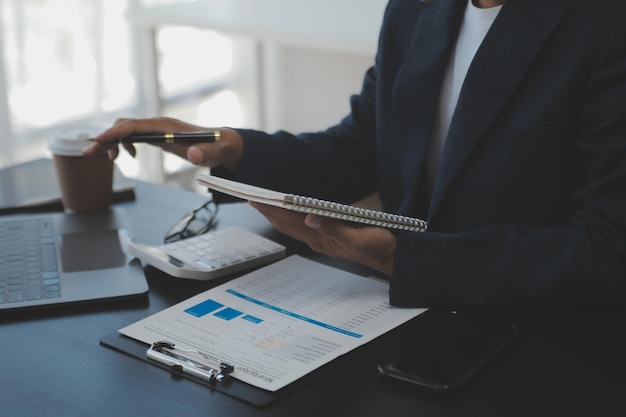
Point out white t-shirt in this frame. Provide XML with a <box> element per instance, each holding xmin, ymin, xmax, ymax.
<box><xmin>426</xmin><ymin>0</ymin><xmax>502</xmax><ymax>194</ymax></box>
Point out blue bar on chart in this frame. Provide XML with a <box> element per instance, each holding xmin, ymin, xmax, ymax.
<box><xmin>242</xmin><ymin>315</ymin><xmax>263</xmax><ymax>324</ymax></box>
<box><xmin>214</xmin><ymin>307</ymin><xmax>244</xmax><ymax>321</ymax></box>
<box><xmin>185</xmin><ymin>299</ymin><xmax>224</xmax><ymax>318</ymax></box>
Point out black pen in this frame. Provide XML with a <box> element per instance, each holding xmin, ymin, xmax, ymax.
<box><xmin>88</xmin><ymin>131</ymin><xmax>221</xmax><ymax>144</ymax></box>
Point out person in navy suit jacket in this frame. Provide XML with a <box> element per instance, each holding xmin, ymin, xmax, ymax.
<box><xmin>86</xmin><ymin>0</ymin><xmax>626</xmax><ymax>308</ymax></box>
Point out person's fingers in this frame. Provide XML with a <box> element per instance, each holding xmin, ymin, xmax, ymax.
<box><xmin>184</xmin><ymin>128</ymin><xmax>244</xmax><ymax>169</ymax></box>
<box><xmin>187</xmin><ymin>146</ymin><xmax>208</xmax><ymax>166</ymax></box>
<box><xmin>122</xmin><ymin>143</ymin><xmax>137</xmax><ymax>158</ymax></box>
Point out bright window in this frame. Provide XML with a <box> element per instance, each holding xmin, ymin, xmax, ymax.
<box><xmin>1</xmin><ymin>0</ymin><xmax>136</xmax><ymax>133</ymax></box>
<box><xmin>0</xmin><ymin>0</ymin><xmax>246</xmax><ymax>184</ymax></box>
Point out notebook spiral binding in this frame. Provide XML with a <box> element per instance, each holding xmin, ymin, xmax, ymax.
<box><xmin>284</xmin><ymin>195</ymin><xmax>428</xmax><ymax>232</ymax></box>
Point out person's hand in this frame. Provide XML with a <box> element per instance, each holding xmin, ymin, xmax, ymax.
<box><xmin>82</xmin><ymin>117</ymin><xmax>244</xmax><ymax>172</ymax></box>
<box><xmin>249</xmin><ymin>202</ymin><xmax>397</xmax><ymax>276</ymax></box>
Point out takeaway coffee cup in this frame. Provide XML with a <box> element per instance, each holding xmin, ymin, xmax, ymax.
<box><xmin>48</xmin><ymin>128</ymin><xmax>113</xmax><ymax>212</ymax></box>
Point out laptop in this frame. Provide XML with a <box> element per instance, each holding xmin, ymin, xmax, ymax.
<box><xmin>0</xmin><ymin>208</ymin><xmax>148</xmax><ymax>311</ymax></box>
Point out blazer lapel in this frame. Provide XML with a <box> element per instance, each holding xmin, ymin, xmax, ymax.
<box><xmin>429</xmin><ymin>0</ymin><xmax>566</xmax><ymax>216</ymax></box>
<box><xmin>390</xmin><ymin>0</ymin><xmax>465</xmax><ymax>217</ymax></box>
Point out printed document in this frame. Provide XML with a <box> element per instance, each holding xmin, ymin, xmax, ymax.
<box><xmin>120</xmin><ymin>255</ymin><xmax>425</xmax><ymax>391</ymax></box>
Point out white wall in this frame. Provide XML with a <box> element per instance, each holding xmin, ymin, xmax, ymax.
<box><xmin>261</xmin><ymin>44</ymin><xmax>375</xmax><ymax>134</ymax></box>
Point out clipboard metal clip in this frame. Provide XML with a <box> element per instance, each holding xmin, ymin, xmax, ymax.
<box><xmin>147</xmin><ymin>341</ymin><xmax>234</xmax><ymax>384</ymax></box>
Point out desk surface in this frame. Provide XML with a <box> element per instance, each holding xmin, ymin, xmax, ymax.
<box><xmin>2</xmin><ymin>176</ymin><xmax>626</xmax><ymax>417</ymax></box>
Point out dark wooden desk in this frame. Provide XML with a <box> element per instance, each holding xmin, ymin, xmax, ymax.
<box><xmin>2</xmin><ymin>179</ymin><xmax>626</xmax><ymax>417</ymax></box>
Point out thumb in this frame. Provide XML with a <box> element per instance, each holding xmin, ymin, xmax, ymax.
<box><xmin>187</xmin><ymin>146</ymin><xmax>210</xmax><ymax>166</ymax></box>
<box><xmin>305</xmin><ymin>214</ymin><xmax>340</xmax><ymax>238</ymax></box>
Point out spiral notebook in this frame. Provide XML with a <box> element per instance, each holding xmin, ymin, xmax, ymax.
<box><xmin>196</xmin><ymin>174</ymin><xmax>427</xmax><ymax>232</ymax></box>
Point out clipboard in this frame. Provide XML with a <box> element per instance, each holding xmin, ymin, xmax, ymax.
<box><xmin>99</xmin><ymin>256</ymin><xmax>426</xmax><ymax>405</ymax></box>
<box><xmin>99</xmin><ymin>331</ymin><xmax>339</xmax><ymax>407</ymax></box>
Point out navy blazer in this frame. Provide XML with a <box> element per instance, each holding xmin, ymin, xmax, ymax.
<box><xmin>228</xmin><ymin>0</ymin><xmax>626</xmax><ymax>307</ymax></box>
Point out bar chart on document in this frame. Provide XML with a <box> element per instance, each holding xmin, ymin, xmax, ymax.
<box><xmin>120</xmin><ymin>255</ymin><xmax>425</xmax><ymax>391</ymax></box>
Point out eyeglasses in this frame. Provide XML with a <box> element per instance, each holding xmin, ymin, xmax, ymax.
<box><xmin>163</xmin><ymin>199</ymin><xmax>218</xmax><ymax>244</ymax></box>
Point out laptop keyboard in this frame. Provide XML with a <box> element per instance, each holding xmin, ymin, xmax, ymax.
<box><xmin>0</xmin><ymin>217</ymin><xmax>62</xmax><ymax>305</ymax></box>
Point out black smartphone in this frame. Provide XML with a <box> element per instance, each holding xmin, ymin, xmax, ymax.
<box><xmin>377</xmin><ymin>311</ymin><xmax>516</xmax><ymax>392</ymax></box>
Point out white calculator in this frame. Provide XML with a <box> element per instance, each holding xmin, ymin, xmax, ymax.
<box><xmin>128</xmin><ymin>226</ymin><xmax>286</xmax><ymax>280</ymax></box>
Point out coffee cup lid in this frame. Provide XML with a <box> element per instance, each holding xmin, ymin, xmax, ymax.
<box><xmin>48</xmin><ymin>128</ymin><xmax>102</xmax><ymax>156</ymax></box>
